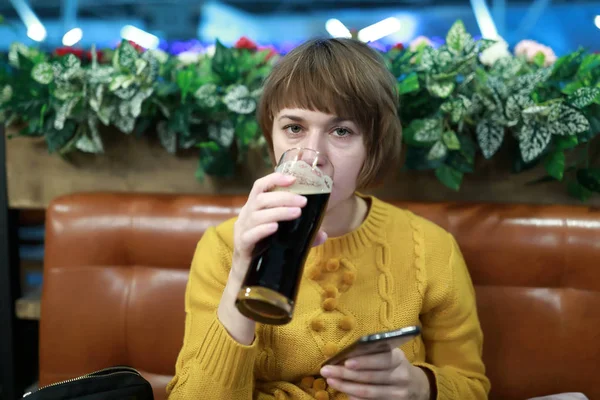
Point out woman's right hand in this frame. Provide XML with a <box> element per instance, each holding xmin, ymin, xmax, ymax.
<box><xmin>230</xmin><ymin>172</ymin><xmax>327</xmax><ymax>282</ymax></box>
<box><xmin>219</xmin><ymin>172</ymin><xmax>327</xmax><ymax>345</ymax></box>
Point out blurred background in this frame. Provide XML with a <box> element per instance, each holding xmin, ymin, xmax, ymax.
<box><xmin>0</xmin><ymin>0</ymin><xmax>598</xmax><ymax>55</ymax></box>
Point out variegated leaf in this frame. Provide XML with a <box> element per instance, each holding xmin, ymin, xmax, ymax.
<box><xmin>442</xmin><ymin>130</ymin><xmax>461</xmax><ymax>150</ymax></box>
<box><xmin>515</xmin><ymin>68</ymin><xmax>551</xmax><ymax>93</ymax></box>
<box><xmin>518</xmin><ymin>123</ymin><xmax>552</xmax><ymax>162</ymax></box>
<box><xmin>114</xmin><ymin>86</ymin><xmax>137</xmax><ymax>100</ymax></box>
<box><xmin>427</xmin><ymin>141</ymin><xmax>448</xmax><ymax>160</ymax></box>
<box><xmin>97</xmin><ymin>105</ymin><xmax>115</xmax><ymax>126</ymax></box>
<box><xmin>75</xmin><ymin>122</ymin><xmax>104</xmax><ymax>154</ymax></box>
<box><xmin>31</xmin><ymin>62</ymin><xmax>54</xmax><ymax>85</ymax></box>
<box><xmin>505</xmin><ymin>94</ymin><xmax>533</xmax><ymax>122</ymax></box>
<box><xmin>54</xmin><ymin>83</ymin><xmax>78</xmax><ymax>101</ymax></box>
<box><xmin>554</xmin><ymin>105</ymin><xmax>590</xmax><ymax>135</ymax></box>
<box><xmin>89</xmin><ymin>85</ymin><xmax>104</xmax><ymax>112</ymax></box>
<box><xmin>115</xmin><ymin>41</ymin><xmax>138</xmax><ymax>71</ymax></box>
<box><xmin>569</xmin><ymin>87</ymin><xmax>600</xmax><ymax>109</ymax></box>
<box><xmin>109</xmin><ymin>75</ymin><xmax>129</xmax><ymax>91</ymax></box>
<box><xmin>54</xmin><ymin>98</ymin><xmax>79</xmax><ymax>130</ymax></box>
<box><xmin>414</xmin><ymin>119</ymin><xmax>442</xmax><ymax>143</ymax></box>
<box><xmin>119</xmin><ymin>101</ymin><xmax>130</xmax><ymax>117</ymax></box>
<box><xmin>446</xmin><ymin>20</ymin><xmax>473</xmax><ymax>54</ymax></box>
<box><xmin>208</xmin><ymin>120</ymin><xmax>235</xmax><ymax>147</ymax></box>
<box><xmin>0</xmin><ymin>85</ymin><xmax>13</xmax><ymax>105</ymax></box>
<box><xmin>418</xmin><ymin>46</ymin><xmax>435</xmax><ymax>71</ymax></box>
<box><xmin>427</xmin><ymin>78</ymin><xmax>455</xmax><ymax>98</ymax></box>
<box><xmin>86</xmin><ymin>66</ymin><xmax>115</xmax><ymax>84</ymax></box>
<box><xmin>223</xmin><ymin>85</ymin><xmax>255</xmax><ymax>114</ymax></box>
<box><xmin>195</xmin><ymin>83</ymin><xmax>218</xmax><ymax>108</ymax></box>
<box><xmin>491</xmin><ymin>57</ymin><xmax>525</xmax><ymax>79</ymax></box>
<box><xmin>435</xmin><ymin>50</ymin><xmax>453</xmax><ymax>67</ymax></box>
<box><xmin>477</xmin><ymin>120</ymin><xmax>504</xmax><ymax>159</ymax></box>
<box><xmin>157</xmin><ymin>121</ymin><xmax>177</xmax><ymax>153</ymax></box>
<box><xmin>8</xmin><ymin>43</ymin><xmax>28</xmax><ymax>68</ymax></box>
<box><xmin>135</xmin><ymin>58</ymin><xmax>148</xmax><ymax>75</ymax></box>
<box><xmin>114</xmin><ymin>115</ymin><xmax>135</xmax><ymax>134</ymax></box>
<box><xmin>487</xmin><ymin>76</ymin><xmax>509</xmax><ymax>100</ymax></box>
<box><xmin>130</xmin><ymin>88</ymin><xmax>153</xmax><ymax>118</ymax></box>
<box><xmin>522</xmin><ymin>105</ymin><xmax>549</xmax><ymax>118</ymax></box>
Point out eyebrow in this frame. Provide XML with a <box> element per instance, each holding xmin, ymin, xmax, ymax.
<box><xmin>278</xmin><ymin>115</ymin><xmax>351</xmax><ymax>124</ymax></box>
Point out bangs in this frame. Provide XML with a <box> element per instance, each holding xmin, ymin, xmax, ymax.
<box><xmin>262</xmin><ymin>39</ymin><xmax>387</xmax><ymax>134</ymax></box>
<box><xmin>257</xmin><ymin>38</ymin><xmax>402</xmax><ymax>189</ymax></box>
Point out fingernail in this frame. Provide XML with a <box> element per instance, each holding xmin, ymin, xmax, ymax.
<box><xmin>345</xmin><ymin>360</ymin><xmax>358</xmax><ymax>369</ymax></box>
<box><xmin>321</xmin><ymin>366</ymin><xmax>332</xmax><ymax>376</ymax></box>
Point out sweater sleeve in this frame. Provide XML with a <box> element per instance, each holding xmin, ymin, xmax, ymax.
<box><xmin>414</xmin><ymin>232</ymin><xmax>491</xmax><ymax>400</ymax></box>
<box><xmin>167</xmin><ymin>225</ymin><xmax>259</xmax><ymax>400</ymax></box>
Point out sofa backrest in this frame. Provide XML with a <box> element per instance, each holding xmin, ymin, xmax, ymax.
<box><xmin>40</xmin><ymin>193</ymin><xmax>600</xmax><ymax>400</ymax></box>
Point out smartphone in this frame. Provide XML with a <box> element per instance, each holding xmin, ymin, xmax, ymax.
<box><xmin>321</xmin><ymin>325</ymin><xmax>421</xmax><ymax>367</ymax></box>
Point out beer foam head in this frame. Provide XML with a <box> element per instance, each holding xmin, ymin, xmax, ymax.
<box><xmin>277</xmin><ymin>160</ymin><xmax>332</xmax><ymax>194</ymax></box>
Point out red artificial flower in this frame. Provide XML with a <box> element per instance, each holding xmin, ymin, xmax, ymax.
<box><xmin>393</xmin><ymin>42</ymin><xmax>405</xmax><ymax>51</ymax></box>
<box><xmin>258</xmin><ymin>45</ymin><xmax>278</xmax><ymax>61</ymax></box>
<box><xmin>120</xmin><ymin>40</ymin><xmax>145</xmax><ymax>53</ymax></box>
<box><xmin>85</xmin><ymin>50</ymin><xmax>104</xmax><ymax>63</ymax></box>
<box><xmin>235</xmin><ymin>36</ymin><xmax>258</xmax><ymax>51</ymax></box>
<box><xmin>54</xmin><ymin>47</ymin><xmax>85</xmax><ymax>59</ymax></box>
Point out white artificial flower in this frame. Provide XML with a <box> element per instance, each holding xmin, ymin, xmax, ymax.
<box><xmin>204</xmin><ymin>45</ymin><xmax>216</xmax><ymax>57</ymax></box>
<box><xmin>148</xmin><ymin>48</ymin><xmax>169</xmax><ymax>64</ymax></box>
<box><xmin>177</xmin><ymin>51</ymin><xmax>201</xmax><ymax>65</ymax></box>
<box><xmin>479</xmin><ymin>38</ymin><xmax>511</xmax><ymax>66</ymax></box>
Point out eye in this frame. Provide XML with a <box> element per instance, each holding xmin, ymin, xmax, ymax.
<box><xmin>332</xmin><ymin>127</ymin><xmax>352</xmax><ymax>138</ymax></box>
<box><xmin>284</xmin><ymin>124</ymin><xmax>303</xmax><ymax>135</ymax></box>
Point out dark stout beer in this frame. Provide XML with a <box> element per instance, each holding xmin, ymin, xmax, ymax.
<box><xmin>236</xmin><ymin>152</ymin><xmax>333</xmax><ymax>325</ymax></box>
<box><xmin>236</xmin><ymin>192</ymin><xmax>329</xmax><ymax>324</ymax></box>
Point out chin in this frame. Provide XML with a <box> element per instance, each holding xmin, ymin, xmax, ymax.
<box><xmin>325</xmin><ymin>189</ymin><xmax>353</xmax><ymax>212</ymax></box>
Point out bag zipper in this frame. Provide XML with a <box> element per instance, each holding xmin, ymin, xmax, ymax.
<box><xmin>23</xmin><ymin>366</ymin><xmax>141</xmax><ymax>397</ymax></box>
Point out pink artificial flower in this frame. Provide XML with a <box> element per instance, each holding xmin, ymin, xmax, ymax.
<box><xmin>409</xmin><ymin>36</ymin><xmax>433</xmax><ymax>51</ymax></box>
<box><xmin>514</xmin><ymin>39</ymin><xmax>557</xmax><ymax>66</ymax></box>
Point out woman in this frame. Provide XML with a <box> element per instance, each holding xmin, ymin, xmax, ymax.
<box><xmin>167</xmin><ymin>38</ymin><xmax>490</xmax><ymax>400</ymax></box>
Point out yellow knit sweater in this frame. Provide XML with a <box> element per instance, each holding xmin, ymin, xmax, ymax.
<box><xmin>167</xmin><ymin>196</ymin><xmax>490</xmax><ymax>400</ymax></box>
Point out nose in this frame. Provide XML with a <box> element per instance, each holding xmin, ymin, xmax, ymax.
<box><xmin>303</xmin><ymin>131</ymin><xmax>326</xmax><ymax>157</ymax></box>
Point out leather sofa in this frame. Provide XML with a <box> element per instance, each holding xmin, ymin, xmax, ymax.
<box><xmin>39</xmin><ymin>193</ymin><xmax>600</xmax><ymax>400</ymax></box>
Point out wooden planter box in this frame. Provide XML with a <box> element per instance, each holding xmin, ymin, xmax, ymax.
<box><xmin>5</xmin><ymin>126</ymin><xmax>599</xmax><ymax>209</ymax></box>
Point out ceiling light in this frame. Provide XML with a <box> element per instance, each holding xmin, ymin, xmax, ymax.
<box><xmin>325</xmin><ymin>19</ymin><xmax>352</xmax><ymax>39</ymax></box>
<box><xmin>62</xmin><ymin>27</ymin><xmax>83</xmax><ymax>46</ymax></box>
<box><xmin>358</xmin><ymin>17</ymin><xmax>401</xmax><ymax>43</ymax></box>
<box><xmin>120</xmin><ymin>25</ymin><xmax>159</xmax><ymax>49</ymax></box>
<box><xmin>26</xmin><ymin>22</ymin><xmax>46</xmax><ymax>42</ymax></box>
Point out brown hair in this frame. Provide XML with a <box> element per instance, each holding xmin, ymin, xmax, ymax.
<box><xmin>257</xmin><ymin>38</ymin><xmax>402</xmax><ymax>189</ymax></box>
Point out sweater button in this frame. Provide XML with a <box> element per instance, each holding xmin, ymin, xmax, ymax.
<box><xmin>325</xmin><ymin>259</ymin><xmax>340</xmax><ymax>272</ymax></box>
<box><xmin>315</xmin><ymin>390</ymin><xmax>330</xmax><ymax>400</ymax></box>
<box><xmin>322</xmin><ymin>298</ymin><xmax>338</xmax><ymax>312</ymax></box>
<box><xmin>323</xmin><ymin>342</ymin><xmax>339</xmax><ymax>357</ymax></box>
<box><xmin>313</xmin><ymin>377</ymin><xmax>327</xmax><ymax>391</ymax></box>
<box><xmin>311</xmin><ymin>318</ymin><xmax>325</xmax><ymax>332</ymax></box>
<box><xmin>342</xmin><ymin>271</ymin><xmax>356</xmax><ymax>285</ymax></box>
<box><xmin>338</xmin><ymin>316</ymin><xmax>356</xmax><ymax>331</ymax></box>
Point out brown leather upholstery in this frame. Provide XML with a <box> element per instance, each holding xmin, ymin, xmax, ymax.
<box><xmin>40</xmin><ymin>193</ymin><xmax>600</xmax><ymax>400</ymax></box>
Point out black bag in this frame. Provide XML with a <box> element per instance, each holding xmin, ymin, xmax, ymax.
<box><xmin>22</xmin><ymin>366</ymin><xmax>154</xmax><ymax>400</ymax></box>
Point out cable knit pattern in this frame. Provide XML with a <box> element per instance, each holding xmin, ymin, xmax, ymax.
<box><xmin>167</xmin><ymin>194</ymin><xmax>490</xmax><ymax>400</ymax></box>
<box><xmin>375</xmin><ymin>243</ymin><xmax>394</xmax><ymax>329</ymax></box>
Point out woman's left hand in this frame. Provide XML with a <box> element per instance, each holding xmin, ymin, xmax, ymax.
<box><xmin>319</xmin><ymin>348</ymin><xmax>431</xmax><ymax>400</ymax></box>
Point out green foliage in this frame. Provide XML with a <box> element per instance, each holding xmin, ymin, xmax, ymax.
<box><xmin>1</xmin><ymin>21</ymin><xmax>599</xmax><ymax>200</ymax></box>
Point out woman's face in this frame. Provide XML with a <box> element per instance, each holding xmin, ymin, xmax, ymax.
<box><xmin>271</xmin><ymin>108</ymin><xmax>367</xmax><ymax>210</ymax></box>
